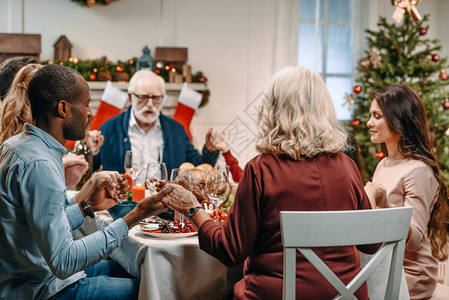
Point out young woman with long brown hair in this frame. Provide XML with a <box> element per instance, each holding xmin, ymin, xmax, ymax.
<box><xmin>367</xmin><ymin>84</ymin><xmax>449</xmax><ymax>299</ymax></box>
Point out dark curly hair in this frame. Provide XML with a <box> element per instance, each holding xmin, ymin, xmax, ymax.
<box><xmin>372</xmin><ymin>84</ymin><xmax>449</xmax><ymax>260</ymax></box>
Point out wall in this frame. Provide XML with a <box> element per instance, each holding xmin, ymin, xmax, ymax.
<box><xmin>1</xmin><ymin>0</ymin><xmax>448</xmax><ymax>168</ymax></box>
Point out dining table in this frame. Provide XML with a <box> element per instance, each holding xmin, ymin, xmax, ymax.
<box><xmin>72</xmin><ymin>210</ymin><xmax>230</xmax><ymax>300</ymax></box>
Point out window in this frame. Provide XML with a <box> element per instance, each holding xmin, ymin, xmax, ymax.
<box><xmin>297</xmin><ymin>0</ymin><xmax>356</xmax><ymax>120</ymax></box>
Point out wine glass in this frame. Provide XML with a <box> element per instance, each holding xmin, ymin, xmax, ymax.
<box><xmin>145</xmin><ymin>162</ymin><xmax>168</xmax><ymax>194</ymax></box>
<box><xmin>170</xmin><ymin>168</ymin><xmax>193</xmax><ymax>223</ymax></box>
<box><xmin>205</xmin><ymin>170</ymin><xmax>230</xmax><ymax>224</ymax></box>
<box><xmin>124</xmin><ymin>150</ymin><xmax>143</xmax><ymax>188</ymax></box>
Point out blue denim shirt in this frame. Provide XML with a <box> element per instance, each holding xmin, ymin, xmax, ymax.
<box><xmin>0</xmin><ymin>124</ymin><xmax>129</xmax><ymax>300</ymax></box>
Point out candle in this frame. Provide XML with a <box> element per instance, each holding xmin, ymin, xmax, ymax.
<box><xmin>132</xmin><ymin>185</ymin><xmax>145</xmax><ymax>202</ymax></box>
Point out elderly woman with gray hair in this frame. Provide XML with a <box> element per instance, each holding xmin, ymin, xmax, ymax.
<box><xmin>160</xmin><ymin>66</ymin><xmax>381</xmax><ymax>299</ymax></box>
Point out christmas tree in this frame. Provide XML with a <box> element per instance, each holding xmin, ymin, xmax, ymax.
<box><xmin>349</xmin><ymin>13</ymin><xmax>449</xmax><ymax>183</ymax></box>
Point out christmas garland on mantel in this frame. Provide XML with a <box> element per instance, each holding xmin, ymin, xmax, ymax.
<box><xmin>71</xmin><ymin>0</ymin><xmax>115</xmax><ymax>6</ymax></box>
<box><xmin>42</xmin><ymin>57</ymin><xmax>211</xmax><ymax>107</ymax></box>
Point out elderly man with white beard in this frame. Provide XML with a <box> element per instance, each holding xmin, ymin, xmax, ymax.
<box><xmin>93</xmin><ymin>70</ymin><xmax>220</xmax><ymax>180</ymax></box>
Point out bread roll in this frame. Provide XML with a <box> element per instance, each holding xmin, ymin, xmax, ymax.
<box><xmin>195</xmin><ymin>163</ymin><xmax>214</xmax><ymax>172</ymax></box>
<box><xmin>191</xmin><ymin>168</ymin><xmax>207</xmax><ymax>203</ymax></box>
<box><xmin>179</xmin><ymin>162</ymin><xmax>195</xmax><ymax>169</ymax></box>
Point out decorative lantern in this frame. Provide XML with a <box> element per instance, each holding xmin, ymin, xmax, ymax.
<box><xmin>137</xmin><ymin>45</ymin><xmax>154</xmax><ymax>71</ymax></box>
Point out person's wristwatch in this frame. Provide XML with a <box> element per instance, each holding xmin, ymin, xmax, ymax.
<box><xmin>80</xmin><ymin>200</ymin><xmax>95</xmax><ymax>219</ymax></box>
<box><xmin>187</xmin><ymin>206</ymin><xmax>203</xmax><ymax>220</ymax></box>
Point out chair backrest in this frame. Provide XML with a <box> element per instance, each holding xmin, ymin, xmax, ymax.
<box><xmin>280</xmin><ymin>207</ymin><xmax>413</xmax><ymax>300</ymax></box>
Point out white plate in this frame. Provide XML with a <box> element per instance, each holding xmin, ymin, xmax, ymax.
<box><xmin>140</xmin><ymin>228</ymin><xmax>198</xmax><ymax>239</ymax></box>
<box><xmin>140</xmin><ymin>223</ymin><xmax>160</xmax><ymax>230</ymax></box>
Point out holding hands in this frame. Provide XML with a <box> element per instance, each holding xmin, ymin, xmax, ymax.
<box><xmin>63</xmin><ymin>153</ymin><xmax>89</xmax><ymax>189</ymax></box>
<box><xmin>87</xmin><ymin>130</ymin><xmax>105</xmax><ymax>155</ymax></box>
<box><xmin>76</xmin><ymin>171</ymin><xmax>129</xmax><ymax>213</ymax></box>
<box><xmin>364</xmin><ymin>181</ymin><xmax>391</xmax><ymax>209</ymax></box>
<box><xmin>159</xmin><ymin>183</ymin><xmax>201</xmax><ymax>216</ymax></box>
<box><xmin>205</xmin><ymin>127</ymin><xmax>228</xmax><ymax>152</ymax></box>
<box><xmin>122</xmin><ymin>188</ymin><xmax>172</xmax><ymax>229</ymax></box>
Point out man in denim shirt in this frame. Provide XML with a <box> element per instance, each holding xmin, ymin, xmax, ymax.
<box><xmin>0</xmin><ymin>65</ymin><xmax>169</xmax><ymax>300</ymax></box>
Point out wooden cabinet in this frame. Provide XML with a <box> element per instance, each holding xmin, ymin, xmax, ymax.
<box><xmin>87</xmin><ymin>81</ymin><xmax>207</xmax><ymax>117</ymax></box>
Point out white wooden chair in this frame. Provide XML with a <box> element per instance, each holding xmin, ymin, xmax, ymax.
<box><xmin>280</xmin><ymin>207</ymin><xmax>413</xmax><ymax>300</ymax></box>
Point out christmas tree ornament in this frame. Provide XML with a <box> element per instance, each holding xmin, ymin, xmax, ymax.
<box><xmin>369</xmin><ymin>50</ymin><xmax>382</xmax><ymax>69</ymax></box>
<box><xmin>391</xmin><ymin>0</ymin><xmax>422</xmax><ymax>23</ymax></box>
<box><xmin>351</xmin><ymin>119</ymin><xmax>361</xmax><ymax>126</ymax></box>
<box><xmin>425</xmin><ymin>54</ymin><xmax>433</xmax><ymax>62</ymax></box>
<box><xmin>440</xmin><ymin>70</ymin><xmax>448</xmax><ymax>81</ymax></box>
<box><xmin>375</xmin><ymin>151</ymin><xmax>385</xmax><ymax>160</ymax></box>
<box><xmin>424</xmin><ymin>72</ymin><xmax>429</xmax><ymax>77</ymax></box>
<box><xmin>442</xmin><ymin>98</ymin><xmax>449</xmax><ymax>110</ymax></box>
<box><xmin>423</xmin><ymin>80</ymin><xmax>428</xmax><ymax>85</ymax></box>
<box><xmin>432</xmin><ymin>54</ymin><xmax>440</xmax><ymax>62</ymax></box>
<box><xmin>419</xmin><ymin>27</ymin><xmax>427</xmax><ymax>35</ymax></box>
<box><xmin>342</xmin><ymin>93</ymin><xmax>357</xmax><ymax>110</ymax></box>
<box><xmin>353</xmin><ymin>85</ymin><xmax>362</xmax><ymax>94</ymax></box>
<box><xmin>86</xmin><ymin>0</ymin><xmax>96</xmax><ymax>6</ymax></box>
<box><xmin>358</xmin><ymin>57</ymin><xmax>371</xmax><ymax>69</ymax></box>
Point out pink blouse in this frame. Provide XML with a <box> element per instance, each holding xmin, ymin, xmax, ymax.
<box><xmin>373</xmin><ymin>158</ymin><xmax>439</xmax><ymax>299</ymax></box>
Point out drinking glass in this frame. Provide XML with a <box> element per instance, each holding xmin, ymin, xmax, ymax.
<box><xmin>170</xmin><ymin>168</ymin><xmax>193</xmax><ymax>223</ymax></box>
<box><xmin>145</xmin><ymin>162</ymin><xmax>168</xmax><ymax>194</ymax></box>
<box><xmin>124</xmin><ymin>150</ymin><xmax>143</xmax><ymax>188</ymax></box>
<box><xmin>205</xmin><ymin>170</ymin><xmax>230</xmax><ymax>224</ymax></box>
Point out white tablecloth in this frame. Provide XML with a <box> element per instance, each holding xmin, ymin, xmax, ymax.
<box><xmin>73</xmin><ymin>212</ymin><xmax>228</xmax><ymax>300</ymax></box>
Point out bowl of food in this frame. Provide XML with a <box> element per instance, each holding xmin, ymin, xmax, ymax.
<box><xmin>108</xmin><ymin>201</ymin><xmax>138</xmax><ymax>220</ymax></box>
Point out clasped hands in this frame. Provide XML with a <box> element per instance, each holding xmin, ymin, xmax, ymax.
<box><xmin>73</xmin><ymin>171</ymin><xmax>199</xmax><ymax>227</ymax></box>
<box><xmin>75</xmin><ymin>171</ymin><xmax>129</xmax><ymax>212</ymax></box>
<box><xmin>205</xmin><ymin>127</ymin><xmax>228</xmax><ymax>152</ymax></box>
<box><xmin>364</xmin><ymin>181</ymin><xmax>393</xmax><ymax>209</ymax></box>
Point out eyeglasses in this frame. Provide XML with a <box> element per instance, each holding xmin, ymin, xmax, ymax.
<box><xmin>131</xmin><ymin>93</ymin><xmax>164</xmax><ymax>105</ymax></box>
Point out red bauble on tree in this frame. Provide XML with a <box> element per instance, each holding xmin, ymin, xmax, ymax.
<box><xmin>353</xmin><ymin>85</ymin><xmax>362</xmax><ymax>94</ymax></box>
<box><xmin>419</xmin><ymin>27</ymin><xmax>427</xmax><ymax>35</ymax></box>
<box><xmin>375</xmin><ymin>151</ymin><xmax>385</xmax><ymax>160</ymax></box>
<box><xmin>440</xmin><ymin>70</ymin><xmax>448</xmax><ymax>81</ymax></box>
<box><xmin>351</xmin><ymin>119</ymin><xmax>361</xmax><ymax>126</ymax></box>
<box><xmin>442</xmin><ymin>98</ymin><xmax>449</xmax><ymax>110</ymax></box>
<box><xmin>432</xmin><ymin>54</ymin><xmax>440</xmax><ymax>62</ymax></box>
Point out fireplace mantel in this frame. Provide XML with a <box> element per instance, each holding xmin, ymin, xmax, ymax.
<box><xmin>87</xmin><ymin>81</ymin><xmax>207</xmax><ymax>117</ymax></box>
